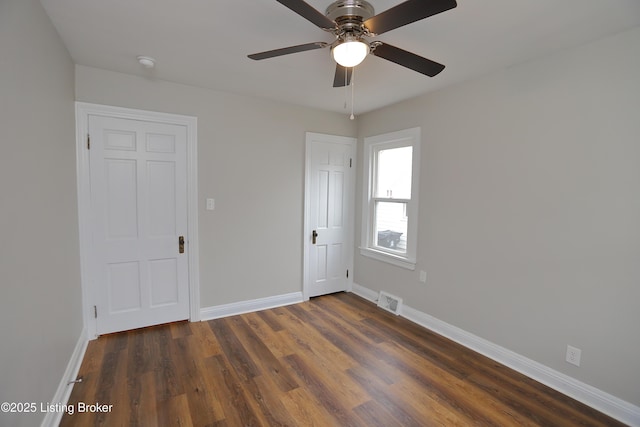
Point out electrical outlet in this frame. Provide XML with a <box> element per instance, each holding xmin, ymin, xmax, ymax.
<box><xmin>566</xmin><ymin>345</ymin><xmax>581</xmax><ymax>367</ymax></box>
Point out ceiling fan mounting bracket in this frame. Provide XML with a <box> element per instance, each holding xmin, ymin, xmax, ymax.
<box><xmin>369</xmin><ymin>40</ymin><xmax>383</xmax><ymax>51</ymax></box>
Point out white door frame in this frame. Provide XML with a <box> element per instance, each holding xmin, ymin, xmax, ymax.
<box><xmin>75</xmin><ymin>102</ymin><xmax>200</xmax><ymax>339</ymax></box>
<box><xmin>303</xmin><ymin>132</ymin><xmax>357</xmax><ymax>300</ymax></box>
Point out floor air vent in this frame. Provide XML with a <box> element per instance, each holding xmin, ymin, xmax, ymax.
<box><xmin>377</xmin><ymin>291</ymin><xmax>402</xmax><ymax>315</ymax></box>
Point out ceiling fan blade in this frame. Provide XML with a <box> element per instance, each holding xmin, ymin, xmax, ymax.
<box><xmin>364</xmin><ymin>0</ymin><xmax>457</xmax><ymax>35</ymax></box>
<box><xmin>276</xmin><ymin>0</ymin><xmax>337</xmax><ymax>30</ymax></box>
<box><xmin>372</xmin><ymin>43</ymin><xmax>445</xmax><ymax>77</ymax></box>
<box><xmin>248</xmin><ymin>42</ymin><xmax>328</xmax><ymax>60</ymax></box>
<box><xmin>333</xmin><ymin>64</ymin><xmax>353</xmax><ymax>87</ymax></box>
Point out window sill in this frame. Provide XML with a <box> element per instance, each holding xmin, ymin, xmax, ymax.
<box><xmin>359</xmin><ymin>247</ymin><xmax>416</xmax><ymax>270</ymax></box>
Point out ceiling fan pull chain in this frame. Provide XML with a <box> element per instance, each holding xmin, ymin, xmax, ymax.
<box><xmin>350</xmin><ymin>67</ymin><xmax>356</xmax><ymax>120</ymax></box>
<box><xmin>344</xmin><ymin>67</ymin><xmax>348</xmax><ymax>110</ymax></box>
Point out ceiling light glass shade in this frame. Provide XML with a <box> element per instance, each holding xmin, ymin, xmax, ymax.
<box><xmin>332</xmin><ymin>40</ymin><xmax>369</xmax><ymax>67</ymax></box>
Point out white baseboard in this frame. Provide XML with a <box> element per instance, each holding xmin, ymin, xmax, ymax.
<box><xmin>351</xmin><ymin>282</ymin><xmax>379</xmax><ymax>302</ymax></box>
<box><xmin>350</xmin><ymin>283</ymin><xmax>640</xmax><ymax>427</ymax></box>
<box><xmin>41</xmin><ymin>326</ymin><xmax>89</xmax><ymax>427</ymax></box>
<box><xmin>200</xmin><ymin>291</ymin><xmax>304</xmax><ymax>321</ymax></box>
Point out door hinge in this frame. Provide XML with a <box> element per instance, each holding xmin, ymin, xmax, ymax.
<box><xmin>93</xmin><ymin>305</ymin><xmax>97</xmax><ymax>318</ymax></box>
<box><xmin>346</xmin><ymin>269</ymin><xmax>349</xmax><ymax>278</ymax></box>
<box><xmin>87</xmin><ymin>134</ymin><xmax>91</xmax><ymax>150</ymax></box>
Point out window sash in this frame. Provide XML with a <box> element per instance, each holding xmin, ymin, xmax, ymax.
<box><xmin>372</xmin><ymin>199</ymin><xmax>408</xmax><ymax>255</ymax></box>
<box><xmin>372</xmin><ymin>197</ymin><xmax>410</xmax><ymax>203</ymax></box>
<box><xmin>373</xmin><ymin>145</ymin><xmax>413</xmax><ymax>200</ymax></box>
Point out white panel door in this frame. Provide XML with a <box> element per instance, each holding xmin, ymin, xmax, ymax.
<box><xmin>89</xmin><ymin>115</ymin><xmax>189</xmax><ymax>335</ymax></box>
<box><xmin>306</xmin><ymin>134</ymin><xmax>355</xmax><ymax>297</ymax></box>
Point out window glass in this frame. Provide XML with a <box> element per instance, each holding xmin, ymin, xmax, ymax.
<box><xmin>374</xmin><ymin>201</ymin><xmax>408</xmax><ymax>253</ymax></box>
<box><xmin>375</xmin><ymin>146</ymin><xmax>412</xmax><ymax>199</ymax></box>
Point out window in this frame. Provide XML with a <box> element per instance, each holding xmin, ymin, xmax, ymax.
<box><xmin>361</xmin><ymin>127</ymin><xmax>420</xmax><ymax>269</ymax></box>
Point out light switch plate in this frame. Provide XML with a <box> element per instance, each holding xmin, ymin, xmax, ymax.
<box><xmin>206</xmin><ymin>198</ymin><xmax>215</xmax><ymax>211</ymax></box>
<box><xmin>419</xmin><ymin>270</ymin><xmax>427</xmax><ymax>283</ymax></box>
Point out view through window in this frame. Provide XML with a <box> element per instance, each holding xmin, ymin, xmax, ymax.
<box><xmin>374</xmin><ymin>146</ymin><xmax>412</xmax><ymax>253</ymax></box>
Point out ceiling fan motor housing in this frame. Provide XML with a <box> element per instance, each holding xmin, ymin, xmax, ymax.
<box><xmin>326</xmin><ymin>0</ymin><xmax>375</xmax><ymax>37</ymax></box>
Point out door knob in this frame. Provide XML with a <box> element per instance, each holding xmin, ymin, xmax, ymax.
<box><xmin>179</xmin><ymin>235</ymin><xmax>185</xmax><ymax>254</ymax></box>
<box><xmin>312</xmin><ymin>230</ymin><xmax>318</xmax><ymax>244</ymax></box>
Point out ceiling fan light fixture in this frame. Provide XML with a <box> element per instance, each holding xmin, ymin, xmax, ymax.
<box><xmin>332</xmin><ymin>39</ymin><xmax>369</xmax><ymax>67</ymax></box>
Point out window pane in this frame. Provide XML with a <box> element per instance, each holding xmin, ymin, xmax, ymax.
<box><xmin>375</xmin><ymin>201</ymin><xmax>407</xmax><ymax>253</ymax></box>
<box><xmin>375</xmin><ymin>146</ymin><xmax>412</xmax><ymax>199</ymax></box>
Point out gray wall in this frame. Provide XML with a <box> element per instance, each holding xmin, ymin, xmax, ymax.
<box><xmin>0</xmin><ymin>1</ymin><xmax>82</xmax><ymax>426</ymax></box>
<box><xmin>75</xmin><ymin>65</ymin><xmax>356</xmax><ymax>308</ymax></box>
<box><xmin>355</xmin><ymin>26</ymin><xmax>640</xmax><ymax>406</ymax></box>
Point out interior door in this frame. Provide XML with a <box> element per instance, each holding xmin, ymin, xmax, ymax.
<box><xmin>306</xmin><ymin>133</ymin><xmax>356</xmax><ymax>298</ymax></box>
<box><xmin>89</xmin><ymin>115</ymin><xmax>189</xmax><ymax>335</ymax></box>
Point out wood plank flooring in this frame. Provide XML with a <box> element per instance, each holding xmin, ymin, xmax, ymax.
<box><xmin>60</xmin><ymin>292</ymin><xmax>625</xmax><ymax>426</ymax></box>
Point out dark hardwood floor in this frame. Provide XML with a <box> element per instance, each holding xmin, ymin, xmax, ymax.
<box><xmin>60</xmin><ymin>292</ymin><xmax>625</xmax><ymax>426</ymax></box>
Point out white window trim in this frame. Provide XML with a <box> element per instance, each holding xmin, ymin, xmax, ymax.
<box><xmin>360</xmin><ymin>127</ymin><xmax>421</xmax><ymax>270</ymax></box>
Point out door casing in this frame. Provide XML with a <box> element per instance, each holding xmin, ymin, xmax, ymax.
<box><xmin>303</xmin><ymin>132</ymin><xmax>357</xmax><ymax>300</ymax></box>
<box><xmin>76</xmin><ymin>102</ymin><xmax>200</xmax><ymax>339</ymax></box>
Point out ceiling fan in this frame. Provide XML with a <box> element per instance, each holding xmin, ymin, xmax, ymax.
<box><xmin>248</xmin><ymin>0</ymin><xmax>457</xmax><ymax>87</ymax></box>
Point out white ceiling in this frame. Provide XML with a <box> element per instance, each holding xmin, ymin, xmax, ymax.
<box><xmin>40</xmin><ymin>0</ymin><xmax>640</xmax><ymax>115</ymax></box>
